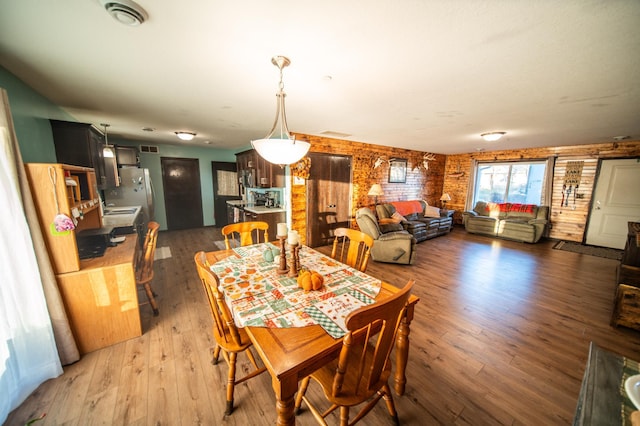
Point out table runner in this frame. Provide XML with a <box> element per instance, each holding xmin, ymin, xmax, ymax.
<box><xmin>210</xmin><ymin>243</ymin><xmax>381</xmax><ymax>338</ymax></box>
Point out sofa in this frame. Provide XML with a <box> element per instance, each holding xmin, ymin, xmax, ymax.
<box><xmin>462</xmin><ymin>201</ymin><xmax>549</xmax><ymax>243</ymax></box>
<box><xmin>375</xmin><ymin>200</ymin><xmax>453</xmax><ymax>243</ymax></box>
<box><xmin>355</xmin><ymin>207</ymin><xmax>416</xmax><ymax>265</ymax></box>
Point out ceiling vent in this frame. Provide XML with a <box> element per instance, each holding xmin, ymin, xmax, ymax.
<box><xmin>140</xmin><ymin>145</ymin><xmax>159</xmax><ymax>154</ymax></box>
<box><xmin>99</xmin><ymin>0</ymin><xmax>148</xmax><ymax>26</ymax></box>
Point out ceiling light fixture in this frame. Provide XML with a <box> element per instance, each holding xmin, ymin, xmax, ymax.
<box><xmin>99</xmin><ymin>0</ymin><xmax>148</xmax><ymax>26</ymax></box>
<box><xmin>251</xmin><ymin>56</ymin><xmax>310</xmax><ymax>165</ymax></box>
<box><xmin>101</xmin><ymin>123</ymin><xmax>115</xmax><ymax>158</ymax></box>
<box><xmin>175</xmin><ymin>131</ymin><xmax>196</xmax><ymax>141</ymax></box>
<box><xmin>481</xmin><ymin>132</ymin><xmax>506</xmax><ymax>142</ymax></box>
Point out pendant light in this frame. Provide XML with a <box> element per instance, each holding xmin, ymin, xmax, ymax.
<box><xmin>101</xmin><ymin>123</ymin><xmax>115</xmax><ymax>158</ymax></box>
<box><xmin>251</xmin><ymin>56</ymin><xmax>310</xmax><ymax>165</ymax></box>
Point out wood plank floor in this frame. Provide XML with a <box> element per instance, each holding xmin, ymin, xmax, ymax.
<box><xmin>6</xmin><ymin>226</ymin><xmax>640</xmax><ymax>425</ymax></box>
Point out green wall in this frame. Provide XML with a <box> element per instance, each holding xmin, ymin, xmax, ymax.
<box><xmin>0</xmin><ymin>66</ymin><xmax>74</xmax><ymax>162</ymax></box>
<box><xmin>1</xmin><ymin>65</ymin><xmax>248</xmax><ymax>230</ymax></box>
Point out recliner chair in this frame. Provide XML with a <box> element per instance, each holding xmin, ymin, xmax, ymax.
<box><xmin>355</xmin><ymin>207</ymin><xmax>416</xmax><ymax>265</ymax></box>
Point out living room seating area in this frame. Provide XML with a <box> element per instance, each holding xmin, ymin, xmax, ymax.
<box><xmin>375</xmin><ymin>200</ymin><xmax>453</xmax><ymax>243</ymax></box>
<box><xmin>462</xmin><ymin>201</ymin><xmax>550</xmax><ymax>243</ymax></box>
<box><xmin>355</xmin><ymin>208</ymin><xmax>416</xmax><ymax>265</ymax></box>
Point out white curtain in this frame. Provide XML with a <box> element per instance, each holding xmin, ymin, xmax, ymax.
<box><xmin>0</xmin><ymin>89</ymin><xmax>62</xmax><ymax>423</ymax></box>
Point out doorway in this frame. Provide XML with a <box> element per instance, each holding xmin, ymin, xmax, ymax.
<box><xmin>212</xmin><ymin>161</ymin><xmax>240</xmax><ymax>227</ymax></box>
<box><xmin>161</xmin><ymin>157</ymin><xmax>204</xmax><ymax>230</ymax></box>
<box><xmin>306</xmin><ymin>153</ymin><xmax>352</xmax><ymax>247</ymax></box>
<box><xmin>585</xmin><ymin>158</ymin><xmax>640</xmax><ymax>249</ymax></box>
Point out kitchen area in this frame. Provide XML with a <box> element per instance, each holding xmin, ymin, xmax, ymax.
<box><xmin>24</xmin><ymin>120</ymin><xmax>157</xmax><ymax>355</ymax></box>
<box><xmin>228</xmin><ymin>149</ymin><xmax>288</xmax><ymax>232</ymax></box>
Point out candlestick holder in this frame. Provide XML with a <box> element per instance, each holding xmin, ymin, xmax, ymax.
<box><xmin>288</xmin><ymin>243</ymin><xmax>299</xmax><ymax>277</ymax></box>
<box><xmin>293</xmin><ymin>244</ymin><xmax>301</xmax><ymax>271</ymax></box>
<box><xmin>276</xmin><ymin>236</ymin><xmax>289</xmax><ymax>275</ymax></box>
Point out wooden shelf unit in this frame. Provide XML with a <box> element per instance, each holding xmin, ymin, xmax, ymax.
<box><xmin>26</xmin><ymin>163</ymin><xmax>142</xmax><ymax>354</ymax></box>
<box><xmin>25</xmin><ymin>163</ymin><xmax>102</xmax><ymax>274</ymax></box>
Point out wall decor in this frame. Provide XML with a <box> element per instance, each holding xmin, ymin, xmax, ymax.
<box><xmin>292</xmin><ymin>156</ymin><xmax>311</xmax><ymax>180</ymax></box>
<box><xmin>562</xmin><ymin>160</ymin><xmax>584</xmax><ymax>207</ymax></box>
<box><xmin>388</xmin><ymin>158</ymin><xmax>407</xmax><ymax>183</ymax></box>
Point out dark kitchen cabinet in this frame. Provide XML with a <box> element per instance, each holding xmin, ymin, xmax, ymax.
<box><xmin>50</xmin><ymin>120</ymin><xmax>118</xmax><ymax>189</ymax></box>
<box><xmin>236</xmin><ymin>149</ymin><xmax>285</xmax><ymax>188</ymax></box>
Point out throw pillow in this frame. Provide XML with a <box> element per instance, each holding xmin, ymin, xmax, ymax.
<box><xmin>391</xmin><ymin>211</ymin><xmax>406</xmax><ymax>222</ymax></box>
<box><xmin>424</xmin><ymin>206</ymin><xmax>441</xmax><ymax>218</ymax></box>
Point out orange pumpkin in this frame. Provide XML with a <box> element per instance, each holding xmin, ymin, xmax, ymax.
<box><xmin>297</xmin><ymin>270</ymin><xmax>312</xmax><ymax>291</ymax></box>
<box><xmin>310</xmin><ymin>272</ymin><xmax>324</xmax><ymax>290</ymax></box>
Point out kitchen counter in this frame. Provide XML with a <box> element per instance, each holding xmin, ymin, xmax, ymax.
<box><xmin>226</xmin><ymin>200</ymin><xmax>285</xmax><ymax>214</ymax></box>
<box><xmin>102</xmin><ymin>205</ymin><xmax>142</xmax><ymax>227</ymax></box>
<box><xmin>243</xmin><ymin>205</ymin><xmax>286</xmax><ymax>214</ymax></box>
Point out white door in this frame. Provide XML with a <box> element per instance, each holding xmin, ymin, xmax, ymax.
<box><xmin>585</xmin><ymin>158</ymin><xmax>640</xmax><ymax>249</ymax></box>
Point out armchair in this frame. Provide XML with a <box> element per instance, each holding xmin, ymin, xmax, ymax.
<box><xmin>355</xmin><ymin>207</ymin><xmax>416</xmax><ymax>265</ymax></box>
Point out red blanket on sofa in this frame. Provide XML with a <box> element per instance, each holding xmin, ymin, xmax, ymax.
<box><xmin>391</xmin><ymin>200</ymin><xmax>423</xmax><ymax>216</ymax></box>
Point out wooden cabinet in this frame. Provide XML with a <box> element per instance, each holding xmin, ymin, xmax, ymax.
<box><xmin>56</xmin><ymin>237</ymin><xmax>141</xmax><ymax>354</ymax></box>
<box><xmin>261</xmin><ymin>211</ymin><xmax>286</xmax><ymax>235</ymax></box>
<box><xmin>50</xmin><ymin>120</ymin><xmax>118</xmax><ymax>189</ymax></box>
<box><xmin>256</xmin><ymin>155</ymin><xmax>285</xmax><ymax>188</ymax></box>
<box><xmin>611</xmin><ymin>222</ymin><xmax>640</xmax><ymax>330</ymax></box>
<box><xmin>26</xmin><ymin>162</ymin><xmax>142</xmax><ymax>354</ymax></box>
<box><xmin>25</xmin><ymin>163</ymin><xmax>102</xmax><ymax>274</ymax></box>
<box><xmin>236</xmin><ymin>149</ymin><xmax>285</xmax><ymax>188</ymax></box>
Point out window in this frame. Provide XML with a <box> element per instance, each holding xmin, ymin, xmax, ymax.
<box><xmin>472</xmin><ymin>161</ymin><xmax>547</xmax><ymax>205</ymax></box>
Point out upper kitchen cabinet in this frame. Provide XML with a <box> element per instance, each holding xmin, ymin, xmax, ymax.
<box><xmin>236</xmin><ymin>149</ymin><xmax>285</xmax><ymax>188</ymax></box>
<box><xmin>256</xmin><ymin>154</ymin><xmax>285</xmax><ymax>188</ymax></box>
<box><xmin>50</xmin><ymin>120</ymin><xmax>119</xmax><ymax>189</ymax></box>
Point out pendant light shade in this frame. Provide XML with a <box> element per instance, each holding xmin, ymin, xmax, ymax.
<box><xmin>251</xmin><ymin>56</ymin><xmax>310</xmax><ymax>165</ymax></box>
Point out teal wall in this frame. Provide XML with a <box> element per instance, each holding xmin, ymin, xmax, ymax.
<box><xmin>0</xmin><ymin>66</ymin><xmax>74</xmax><ymax>162</ymax></box>
<box><xmin>1</xmin><ymin>65</ymin><xmax>249</xmax><ymax>230</ymax></box>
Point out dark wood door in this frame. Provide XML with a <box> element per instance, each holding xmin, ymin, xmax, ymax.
<box><xmin>306</xmin><ymin>153</ymin><xmax>352</xmax><ymax>247</ymax></box>
<box><xmin>161</xmin><ymin>157</ymin><xmax>203</xmax><ymax>230</ymax></box>
<box><xmin>212</xmin><ymin>161</ymin><xmax>240</xmax><ymax>227</ymax></box>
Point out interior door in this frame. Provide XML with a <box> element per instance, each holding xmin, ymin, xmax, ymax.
<box><xmin>212</xmin><ymin>161</ymin><xmax>240</xmax><ymax>227</ymax></box>
<box><xmin>306</xmin><ymin>153</ymin><xmax>352</xmax><ymax>247</ymax></box>
<box><xmin>585</xmin><ymin>158</ymin><xmax>640</xmax><ymax>248</ymax></box>
<box><xmin>161</xmin><ymin>157</ymin><xmax>204</xmax><ymax>230</ymax></box>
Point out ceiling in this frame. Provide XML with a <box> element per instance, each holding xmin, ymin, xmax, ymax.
<box><xmin>1</xmin><ymin>0</ymin><xmax>639</xmax><ymax>154</ymax></box>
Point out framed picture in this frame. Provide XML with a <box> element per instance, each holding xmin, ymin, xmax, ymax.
<box><xmin>388</xmin><ymin>158</ymin><xmax>407</xmax><ymax>183</ymax></box>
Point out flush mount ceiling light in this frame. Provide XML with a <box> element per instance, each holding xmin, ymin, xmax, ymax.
<box><xmin>175</xmin><ymin>131</ymin><xmax>196</xmax><ymax>141</ymax></box>
<box><xmin>251</xmin><ymin>56</ymin><xmax>311</xmax><ymax>165</ymax></box>
<box><xmin>98</xmin><ymin>0</ymin><xmax>148</xmax><ymax>26</ymax></box>
<box><xmin>481</xmin><ymin>132</ymin><xmax>506</xmax><ymax>142</ymax></box>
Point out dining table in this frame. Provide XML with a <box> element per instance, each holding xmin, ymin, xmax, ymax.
<box><xmin>206</xmin><ymin>242</ymin><xmax>420</xmax><ymax>426</ymax></box>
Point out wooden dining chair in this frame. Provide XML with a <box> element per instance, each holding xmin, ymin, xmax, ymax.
<box><xmin>135</xmin><ymin>221</ymin><xmax>160</xmax><ymax>316</ymax></box>
<box><xmin>331</xmin><ymin>227</ymin><xmax>374</xmax><ymax>273</ymax></box>
<box><xmin>193</xmin><ymin>251</ymin><xmax>267</xmax><ymax>415</ymax></box>
<box><xmin>221</xmin><ymin>221</ymin><xmax>269</xmax><ymax>249</ymax></box>
<box><xmin>294</xmin><ymin>280</ymin><xmax>414</xmax><ymax>426</ymax></box>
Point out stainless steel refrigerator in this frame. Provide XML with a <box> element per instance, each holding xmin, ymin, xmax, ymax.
<box><xmin>104</xmin><ymin>167</ymin><xmax>155</xmax><ymax>225</ymax></box>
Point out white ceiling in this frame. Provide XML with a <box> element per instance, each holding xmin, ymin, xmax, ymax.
<box><xmin>1</xmin><ymin>0</ymin><xmax>639</xmax><ymax>154</ymax></box>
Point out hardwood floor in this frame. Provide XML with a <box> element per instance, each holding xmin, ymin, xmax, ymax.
<box><xmin>6</xmin><ymin>226</ymin><xmax>640</xmax><ymax>425</ymax></box>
